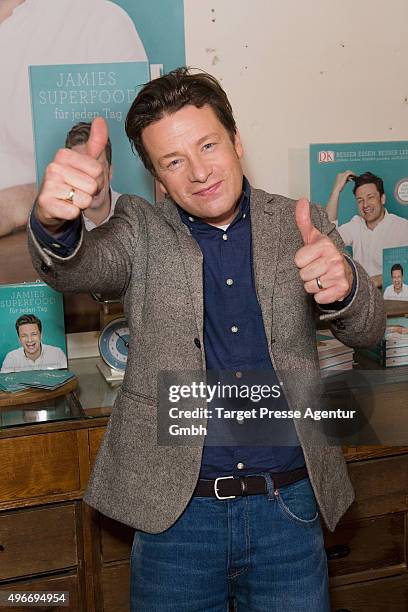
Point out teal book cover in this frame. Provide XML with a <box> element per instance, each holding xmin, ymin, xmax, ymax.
<box><xmin>310</xmin><ymin>141</ymin><xmax>408</xmax><ymax>224</ymax></box>
<box><xmin>383</xmin><ymin>247</ymin><xmax>408</xmax><ymax>301</ymax></box>
<box><xmin>0</xmin><ymin>282</ymin><xmax>67</xmax><ymax>373</ymax></box>
<box><xmin>29</xmin><ymin>61</ymin><xmax>152</xmax><ymax>202</ymax></box>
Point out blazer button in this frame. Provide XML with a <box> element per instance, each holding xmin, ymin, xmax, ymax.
<box><xmin>194</xmin><ymin>338</ymin><xmax>201</xmax><ymax>349</ymax></box>
<box><xmin>41</xmin><ymin>262</ymin><xmax>49</xmax><ymax>272</ymax></box>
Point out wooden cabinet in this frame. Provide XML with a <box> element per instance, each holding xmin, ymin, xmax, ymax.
<box><xmin>0</xmin><ymin>504</ymin><xmax>78</xmax><ymax>580</ymax></box>
<box><xmin>0</xmin><ymin>419</ymin><xmax>102</xmax><ymax>611</ymax></box>
<box><xmin>0</xmin><ymin>573</ymin><xmax>81</xmax><ymax>612</ymax></box>
<box><xmin>1</xmin><ymin>418</ymin><xmax>408</xmax><ymax>611</ymax></box>
<box><xmin>330</xmin><ymin>574</ymin><xmax>408</xmax><ymax>612</ymax></box>
<box><xmin>325</xmin><ymin>450</ymin><xmax>408</xmax><ymax>611</ymax></box>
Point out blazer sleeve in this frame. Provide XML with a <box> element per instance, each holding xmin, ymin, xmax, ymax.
<box><xmin>310</xmin><ymin>204</ymin><xmax>386</xmax><ymax>349</ymax></box>
<box><xmin>27</xmin><ymin>195</ymin><xmax>145</xmax><ymax>298</ymax></box>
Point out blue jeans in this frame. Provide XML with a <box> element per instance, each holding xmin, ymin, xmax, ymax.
<box><xmin>130</xmin><ymin>476</ymin><xmax>330</xmax><ymax>611</ymax></box>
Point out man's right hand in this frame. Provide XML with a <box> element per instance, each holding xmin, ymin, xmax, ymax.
<box><xmin>35</xmin><ymin>117</ymin><xmax>109</xmax><ymax>232</ymax></box>
<box><xmin>332</xmin><ymin>170</ymin><xmax>356</xmax><ymax>195</ymax></box>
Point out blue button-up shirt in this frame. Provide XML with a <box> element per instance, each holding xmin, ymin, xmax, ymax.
<box><xmin>178</xmin><ymin>178</ymin><xmax>306</xmax><ymax>478</ymax></box>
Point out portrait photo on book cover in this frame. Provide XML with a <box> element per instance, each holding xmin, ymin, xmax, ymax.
<box><xmin>0</xmin><ymin>282</ymin><xmax>67</xmax><ymax>373</ymax></box>
<box><xmin>383</xmin><ymin>247</ymin><xmax>408</xmax><ymax>301</ymax></box>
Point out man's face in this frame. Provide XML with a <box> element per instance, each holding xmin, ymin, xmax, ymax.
<box><xmin>392</xmin><ymin>269</ymin><xmax>403</xmax><ymax>292</ymax></box>
<box><xmin>355</xmin><ymin>183</ymin><xmax>385</xmax><ymax>226</ymax></box>
<box><xmin>141</xmin><ymin>104</ymin><xmax>244</xmax><ymax>226</ymax></box>
<box><xmin>18</xmin><ymin>323</ymin><xmax>41</xmax><ymax>360</ymax></box>
<box><xmin>72</xmin><ymin>145</ymin><xmax>112</xmax><ymax>210</ymax></box>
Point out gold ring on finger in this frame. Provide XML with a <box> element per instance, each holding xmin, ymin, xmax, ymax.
<box><xmin>65</xmin><ymin>188</ymin><xmax>75</xmax><ymax>202</ymax></box>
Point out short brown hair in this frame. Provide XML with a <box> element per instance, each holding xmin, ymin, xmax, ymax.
<box><xmin>125</xmin><ymin>67</ymin><xmax>237</xmax><ymax>174</ymax></box>
<box><xmin>391</xmin><ymin>263</ymin><xmax>403</xmax><ymax>276</ymax></box>
<box><xmin>353</xmin><ymin>172</ymin><xmax>384</xmax><ymax>197</ymax></box>
<box><xmin>65</xmin><ymin>122</ymin><xmax>112</xmax><ymax>165</ymax></box>
<box><xmin>15</xmin><ymin>314</ymin><xmax>42</xmax><ymax>336</ymax></box>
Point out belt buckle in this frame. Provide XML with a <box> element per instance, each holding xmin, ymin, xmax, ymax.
<box><xmin>214</xmin><ymin>475</ymin><xmax>236</xmax><ymax>500</ymax></box>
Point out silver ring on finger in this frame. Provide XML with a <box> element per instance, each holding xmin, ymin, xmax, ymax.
<box><xmin>316</xmin><ymin>276</ymin><xmax>324</xmax><ymax>291</ymax></box>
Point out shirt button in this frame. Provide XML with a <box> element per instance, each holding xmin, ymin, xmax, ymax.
<box><xmin>188</xmin><ymin>216</ymin><xmax>194</xmax><ymax>222</ymax></box>
<box><xmin>243</xmin><ymin>213</ymin><xmax>246</xmax><ymax>219</ymax></box>
<box><xmin>226</xmin><ymin>278</ymin><xmax>234</xmax><ymax>286</ymax></box>
<box><xmin>237</xmin><ymin>462</ymin><xmax>245</xmax><ymax>470</ymax></box>
<box><xmin>51</xmin><ymin>243</ymin><xmax>61</xmax><ymax>249</ymax></box>
<box><xmin>235</xmin><ymin>371</ymin><xmax>243</xmax><ymax>379</ymax></box>
<box><xmin>231</xmin><ymin>325</ymin><xmax>239</xmax><ymax>333</ymax></box>
<box><xmin>222</xmin><ymin>234</ymin><xmax>228</xmax><ymax>241</ymax></box>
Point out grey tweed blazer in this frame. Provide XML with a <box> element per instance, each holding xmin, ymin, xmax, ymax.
<box><xmin>28</xmin><ymin>187</ymin><xmax>385</xmax><ymax>532</ymax></box>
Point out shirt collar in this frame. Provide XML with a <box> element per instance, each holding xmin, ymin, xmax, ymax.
<box><xmin>359</xmin><ymin>207</ymin><xmax>389</xmax><ymax>229</ymax></box>
<box><xmin>178</xmin><ymin>176</ymin><xmax>251</xmax><ymax>232</ymax></box>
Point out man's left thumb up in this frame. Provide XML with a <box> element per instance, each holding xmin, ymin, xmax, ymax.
<box><xmin>295</xmin><ymin>198</ymin><xmax>321</xmax><ymax>245</ymax></box>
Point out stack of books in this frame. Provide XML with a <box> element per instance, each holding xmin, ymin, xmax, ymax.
<box><xmin>384</xmin><ymin>317</ymin><xmax>408</xmax><ymax>367</ymax></box>
<box><xmin>0</xmin><ymin>370</ymin><xmax>75</xmax><ymax>394</ymax></box>
<box><xmin>316</xmin><ymin>330</ymin><xmax>354</xmax><ymax>374</ymax></box>
<box><xmin>355</xmin><ymin>316</ymin><xmax>408</xmax><ymax>368</ymax></box>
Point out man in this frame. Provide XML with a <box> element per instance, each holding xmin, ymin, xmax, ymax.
<box><xmin>384</xmin><ymin>263</ymin><xmax>408</xmax><ymax>300</ymax></box>
<box><xmin>1</xmin><ymin>314</ymin><xmax>67</xmax><ymax>372</ymax></box>
<box><xmin>326</xmin><ymin>170</ymin><xmax>408</xmax><ymax>280</ymax></box>
<box><xmin>0</xmin><ymin>0</ymin><xmax>147</xmax><ymax>237</ymax></box>
<box><xmin>65</xmin><ymin>122</ymin><xmax>120</xmax><ymax>230</ymax></box>
<box><xmin>28</xmin><ymin>69</ymin><xmax>384</xmax><ymax>611</ymax></box>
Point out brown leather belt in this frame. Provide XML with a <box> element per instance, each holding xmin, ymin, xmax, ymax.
<box><xmin>193</xmin><ymin>466</ymin><xmax>308</xmax><ymax>500</ymax></box>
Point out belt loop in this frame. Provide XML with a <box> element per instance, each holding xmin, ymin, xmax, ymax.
<box><xmin>239</xmin><ymin>476</ymin><xmax>248</xmax><ymax>496</ymax></box>
<box><xmin>263</xmin><ymin>472</ymin><xmax>275</xmax><ymax>501</ymax></box>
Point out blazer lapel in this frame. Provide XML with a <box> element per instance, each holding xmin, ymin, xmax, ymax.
<box><xmin>161</xmin><ymin>198</ymin><xmax>204</xmax><ymax>343</ymax></box>
<box><xmin>250</xmin><ymin>189</ymin><xmax>281</xmax><ymax>342</ymax></box>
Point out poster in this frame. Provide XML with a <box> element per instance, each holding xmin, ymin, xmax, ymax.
<box><xmin>0</xmin><ymin>281</ymin><xmax>67</xmax><ymax>373</ymax></box>
<box><xmin>310</xmin><ymin>142</ymin><xmax>408</xmax><ymax>278</ymax></box>
<box><xmin>0</xmin><ymin>0</ymin><xmax>185</xmax><ymax>281</ymax></box>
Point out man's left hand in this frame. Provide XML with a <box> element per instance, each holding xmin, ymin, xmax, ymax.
<box><xmin>294</xmin><ymin>198</ymin><xmax>353</xmax><ymax>304</ymax></box>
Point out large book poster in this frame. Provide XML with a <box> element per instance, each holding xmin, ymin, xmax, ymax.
<box><xmin>30</xmin><ymin>61</ymin><xmax>151</xmax><ymax>201</ymax></box>
<box><xmin>310</xmin><ymin>142</ymin><xmax>408</xmax><ymax>278</ymax></box>
<box><xmin>0</xmin><ymin>282</ymin><xmax>67</xmax><ymax>373</ymax></box>
<box><xmin>0</xmin><ymin>0</ymin><xmax>185</xmax><ymax>281</ymax></box>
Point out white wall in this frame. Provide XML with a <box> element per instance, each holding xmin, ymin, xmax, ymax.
<box><xmin>184</xmin><ymin>0</ymin><xmax>408</xmax><ymax>199</ymax></box>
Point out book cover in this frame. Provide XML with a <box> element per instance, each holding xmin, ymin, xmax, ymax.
<box><xmin>310</xmin><ymin>141</ymin><xmax>408</xmax><ymax>277</ymax></box>
<box><xmin>29</xmin><ymin>61</ymin><xmax>153</xmax><ymax>202</ymax></box>
<box><xmin>383</xmin><ymin>247</ymin><xmax>408</xmax><ymax>301</ymax></box>
<box><xmin>0</xmin><ymin>282</ymin><xmax>67</xmax><ymax>373</ymax></box>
